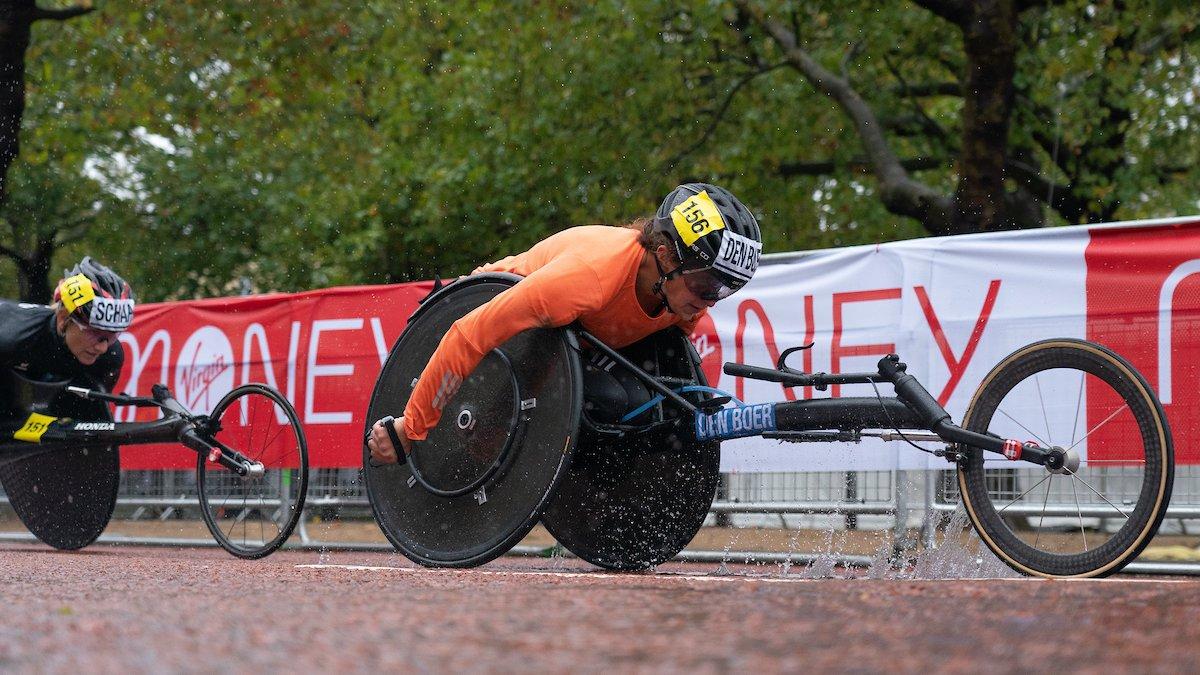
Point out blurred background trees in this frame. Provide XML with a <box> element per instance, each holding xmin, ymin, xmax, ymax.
<box><xmin>1</xmin><ymin>0</ymin><xmax>1196</xmax><ymax>301</ymax></box>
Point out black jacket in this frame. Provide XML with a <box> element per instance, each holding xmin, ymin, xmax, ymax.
<box><xmin>0</xmin><ymin>300</ymin><xmax>124</xmax><ymax>412</ymax></box>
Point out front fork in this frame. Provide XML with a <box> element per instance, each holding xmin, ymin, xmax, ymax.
<box><xmin>141</xmin><ymin>384</ymin><xmax>264</xmax><ymax>479</ymax></box>
<box><xmin>875</xmin><ymin>354</ymin><xmax>1073</xmax><ymax>471</ymax></box>
<box><xmin>179</xmin><ymin>416</ymin><xmax>265</xmax><ymax>479</ymax></box>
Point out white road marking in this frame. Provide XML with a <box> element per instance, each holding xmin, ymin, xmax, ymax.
<box><xmin>295</xmin><ymin>564</ymin><xmax>1190</xmax><ymax>584</ymax></box>
<box><xmin>297</xmin><ymin>563</ymin><xmax>827</xmax><ymax>584</ymax></box>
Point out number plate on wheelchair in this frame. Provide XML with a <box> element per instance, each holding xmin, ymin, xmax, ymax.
<box><xmin>694</xmin><ymin>403</ymin><xmax>775</xmax><ymax>442</ymax></box>
<box><xmin>14</xmin><ymin>413</ymin><xmax>56</xmax><ymax>442</ymax></box>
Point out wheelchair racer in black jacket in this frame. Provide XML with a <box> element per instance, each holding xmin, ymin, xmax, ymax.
<box><xmin>0</xmin><ymin>257</ymin><xmax>134</xmax><ymax>428</ymax></box>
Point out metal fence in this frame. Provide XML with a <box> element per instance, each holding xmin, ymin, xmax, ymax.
<box><xmin>2</xmin><ymin>467</ymin><xmax>1198</xmax><ymax>573</ymax></box>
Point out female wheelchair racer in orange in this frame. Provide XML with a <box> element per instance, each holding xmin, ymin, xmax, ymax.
<box><xmin>367</xmin><ymin>183</ymin><xmax>762</xmax><ymax>464</ymax></box>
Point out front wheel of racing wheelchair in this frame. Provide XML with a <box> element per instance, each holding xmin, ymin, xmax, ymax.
<box><xmin>363</xmin><ymin>274</ymin><xmax>719</xmax><ymax>569</ymax></box>
<box><xmin>956</xmin><ymin>338</ymin><xmax>1173</xmax><ymax>578</ymax></box>
<box><xmin>0</xmin><ymin>372</ymin><xmax>310</xmax><ymax>558</ymax></box>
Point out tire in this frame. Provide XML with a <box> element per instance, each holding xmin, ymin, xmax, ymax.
<box><xmin>0</xmin><ymin>397</ymin><xmax>119</xmax><ymax>551</ymax></box>
<box><xmin>542</xmin><ymin>328</ymin><xmax>720</xmax><ymax>570</ymax></box>
<box><xmin>958</xmin><ymin>339</ymin><xmax>1172</xmax><ymax>578</ymax></box>
<box><xmin>364</xmin><ymin>275</ymin><xmax>581</xmax><ymax>568</ymax></box>
<box><xmin>197</xmin><ymin>384</ymin><xmax>308</xmax><ymax>559</ymax></box>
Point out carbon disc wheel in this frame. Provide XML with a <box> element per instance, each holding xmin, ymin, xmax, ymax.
<box><xmin>0</xmin><ymin>396</ymin><xmax>119</xmax><ymax>551</ymax></box>
<box><xmin>542</xmin><ymin>328</ymin><xmax>720</xmax><ymax>570</ymax></box>
<box><xmin>364</xmin><ymin>274</ymin><xmax>581</xmax><ymax>568</ymax></box>
<box><xmin>958</xmin><ymin>339</ymin><xmax>1172</xmax><ymax>578</ymax></box>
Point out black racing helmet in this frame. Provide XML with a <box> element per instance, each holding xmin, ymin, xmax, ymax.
<box><xmin>652</xmin><ymin>183</ymin><xmax>762</xmax><ymax>300</ymax></box>
<box><xmin>53</xmin><ymin>256</ymin><xmax>136</xmax><ymax>332</ymax></box>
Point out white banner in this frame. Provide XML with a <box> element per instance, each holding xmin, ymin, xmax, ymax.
<box><xmin>694</xmin><ymin>217</ymin><xmax>1200</xmax><ymax>472</ymax></box>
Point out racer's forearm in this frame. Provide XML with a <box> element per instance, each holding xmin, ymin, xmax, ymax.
<box><xmin>402</xmin><ymin>262</ymin><xmax>605</xmax><ymax>440</ymax></box>
<box><xmin>403</xmin><ymin>322</ymin><xmax>491</xmax><ymax>441</ymax></box>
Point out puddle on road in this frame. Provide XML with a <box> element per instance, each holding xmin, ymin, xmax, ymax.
<box><xmin>297</xmin><ymin>506</ymin><xmax>1021</xmax><ymax>582</ymax></box>
<box><xmin>701</xmin><ymin>506</ymin><xmax>1019</xmax><ymax>581</ymax></box>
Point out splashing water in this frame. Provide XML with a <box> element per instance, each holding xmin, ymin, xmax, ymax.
<box><xmin>797</xmin><ymin>524</ymin><xmax>843</xmax><ymax>579</ymax></box>
<box><xmin>905</xmin><ymin>506</ymin><xmax>1018</xmax><ymax>579</ymax></box>
<box><xmin>754</xmin><ymin>506</ymin><xmax>1019</xmax><ymax>581</ymax></box>
<box><xmin>542</xmin><ymin>543</ymin><xmax>568</xmax><ymax>571</ymax></box>
<box><xmin>708</xmin><ymin>526</ymin><xmax>746</xmax><ymax>576</ymax></box>
<box><xmin>866</xmin><ymin>537</ymin><xmax>896</xmax><ymax>580</ymax></box>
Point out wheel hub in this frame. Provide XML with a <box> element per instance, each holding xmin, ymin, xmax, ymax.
<box><xmin>1045</xmin><ymin>446</ymin><xmax>1080</xmax><ymax>475</ymax></box>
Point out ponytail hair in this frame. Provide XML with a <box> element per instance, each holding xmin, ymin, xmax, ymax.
<box><xmin>624</xmin><ymin>217</ymin><xmax>671</xmax><ymax>252</ymax></box>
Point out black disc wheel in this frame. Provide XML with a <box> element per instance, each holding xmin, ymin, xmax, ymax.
<box><xmin>197</xmin><ymin>384</ymin><xmax>309</xmax><ymax>559</ymax></box>
<box><xmin>958</xmin><ymin>339</ymin><xmax>1173</xmax><ymax>578</ymax></box>
<box><xmin>542</xmin><ymin>328</ymin><xmax>720</xmax><ymax>570</ymax></box>
<box><xmin>0</xmin><ymin>398</ymin><xmax>118</xmax><ymax>551</ymax></box>
<box><xmin>364</xmin><ymin>274</ymin><xmax>582</xmax><ymax>568</ymax></box>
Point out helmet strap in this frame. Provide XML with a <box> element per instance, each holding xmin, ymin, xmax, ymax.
<box><xmin>652</xmin><ymin>256</ymin><xmax>684</xmax><ymax>314</ymax></box>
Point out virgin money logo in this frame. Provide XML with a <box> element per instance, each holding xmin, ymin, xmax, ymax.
<box><xmin>691</xmin><ymin>313</ymin><xmax>723</xmax><ymax>387</ymax></box>
<box><xmin>175</xmin><ymin>326</ymin><xmax>235</xmax><ymax>415</ymax></box>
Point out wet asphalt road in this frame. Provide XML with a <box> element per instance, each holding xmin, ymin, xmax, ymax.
<box><xmin>1</xmin><ymin>543</ymin><xmax>1198</xmax><ymax>673</ymax></box>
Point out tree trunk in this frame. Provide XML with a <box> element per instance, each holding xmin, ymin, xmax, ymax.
<box><xmin>0</xmin><ymin>1</ymin><xmax>93</xmax><ymax>301</ymax></box>
<box><xmin>15</xmin><ymin>236</ymin><xmax>52</xmax><ymax>303</ymax></box>
<box><xmin>951</xmin><ymin>0</ymin><xmax>1019</xmax><ymax>233</ymax></box>
<box><xmin>0</xmin><ymin>0</ymin><xmax>34</xmax><ymax>208</ymax></box>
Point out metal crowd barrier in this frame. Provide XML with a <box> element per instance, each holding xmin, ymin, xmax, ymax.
<box><xmin>1</xmin><ymin>467</ymin><xmax>1197</xmax><ymax>574</ymax></box>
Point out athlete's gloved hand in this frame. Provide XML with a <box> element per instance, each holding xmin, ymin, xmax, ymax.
<box><xmin>365</xmin><ymin>415</ymin><xmax>412</xmax><ymax>467</ymax></box>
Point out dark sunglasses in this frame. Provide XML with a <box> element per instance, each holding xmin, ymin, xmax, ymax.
<box><xmin>680</xmin><ymin>269</ymin><xmax>742</xmax><ymax>302</ymax></box>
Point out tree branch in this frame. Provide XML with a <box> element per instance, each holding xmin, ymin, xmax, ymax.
<box><xmin>778</xmin><ymin>155</ymin><xmax>945</xmax><ymax>177</ymax></box>
<box><xmin>1015</xmin><ymin>0</ymin><xmax>1074</xmax><ymax>12</ymax></box>
<box><xmin>54</xmin><ymin>223</ymin><xmax>90</xmax><ymax>247</ymax></box>
<box><xmin>879</xmin><ymin>112</ymin><xmax>950</xmax><ymax>139</ymax></box>
<box><xmin>1028</xmin><ymin>126</ymin><xmax>1075</xmax><ymax>185</ymax></box>
<box><xmin>661</xmin><ymin>61</ymin><xmax>786</xmax><ymax>174</ymax></box>
<box><xmin>30</xmin><ymin>3</ymin><xmax>94</xmax><ymax>22</ymax></box>
<box><xmin>1004</xmin><ymin>156</ymin><xmax>1086</xmax><ymax>222</ymax></box>
<box><xmin>734</xmin><ymin>0</ymin><xmax>951</xmax><ymax>228</ymax></box>
<box><xmin>890</xmin><ymin>82</ymin><xmax>961</xmax><ymax>98</ymax></box>
<box><xmin>0</xmin><ymin>242</ymin><xmax>24</xmax><ymax>264</ymax></box>
<box><xmin>882</xmin><ymin>53</ymin><xmax>952</xmax><ymax>144</ymax></box>
<box><xmin>840</xmin><ymin>41</ymin><xmax>865</xmax><ymax>83</ymax></box>
<box><xmin>907</xmin><ymin>0</ymin><xmax>968</xmax><ymax>26</ymax></box>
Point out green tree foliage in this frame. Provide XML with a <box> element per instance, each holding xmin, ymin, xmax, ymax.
<box><xmin>3</xmin><ymin>1</ymin><xmax>1197</xmax><ymax>301</ymax></box>
<box><xmin>712</xmin><ymin>0</ymin><xmax>1199</xmax><ymax>235</ymax></box>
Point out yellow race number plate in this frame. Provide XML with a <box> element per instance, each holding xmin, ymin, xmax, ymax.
<box><xmin>14</xmin><ymin>413</ymin><xmax>57</xmax><ymax>443</ymax></box>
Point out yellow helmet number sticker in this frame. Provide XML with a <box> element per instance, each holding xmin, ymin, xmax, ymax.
<box><xmin>670</xmin><ymin>190</ymin><xmax>727</xmax><ymax>247</ymax></box>
<box><xmin>15</xmin><ymin>413</ymin><xmax>57</xmax><ymax>443</ymax></box>
<box><xmin>60</xmin><ymin>273</ymin><xmax>96</xmax><ymax>313</ymax></box>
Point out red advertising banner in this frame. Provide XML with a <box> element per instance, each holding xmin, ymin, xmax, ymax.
<box><xmin>114</xmin><ymin>282</ymin><xmax>434</xmax><ymax>469</ymax></box>
<box><xmin>1086</xmin><ymin>222</ymin><xmax>1200</xmax><ymax>464</ymax></box>
<box><xmin>111</xmin><ymin>217</ymin><xmax>1200</xmax><ymax>472</ymax></box>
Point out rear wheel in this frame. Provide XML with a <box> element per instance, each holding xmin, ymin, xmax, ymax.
<box><xmin>0</xmin><ymin>396</ymin><xmax>119</xmax><ymax>551</ymax></box>
<box><xmin>958</xmin><ymin>339</ymin><xmax>1172</xmax><ymax>578</ymax></box>
<box><xmin>197</xmin><ymin>384</ymin><xmax>308</xmax><ymax>559</ymax></box>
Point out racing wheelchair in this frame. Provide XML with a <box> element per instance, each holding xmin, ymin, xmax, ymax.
<box><xmin>364</xmin><ymin>274</ymin><xmax>1173</xmax><ymax>578</ymax></box>
<box><xmin>0</xmin><ymin>373</ymin><xmax>308</xmax><ymax>559</ymax></box>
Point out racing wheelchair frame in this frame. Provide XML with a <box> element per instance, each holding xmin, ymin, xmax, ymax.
<box><xmin>0</xmin><ymin>375</ymin><xmax>309</xmax><ymax>559</ymax></box>
<box><xmin>364</xmin><ymin>274</ymin><xmax>1173</xmax><ymax>578</ymax></box>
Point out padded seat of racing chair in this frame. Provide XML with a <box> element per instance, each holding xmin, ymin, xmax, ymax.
<box><xmin>2</xmin><ymin>369</ymin><xmax>74</xmax><ymax>417</ymax></box>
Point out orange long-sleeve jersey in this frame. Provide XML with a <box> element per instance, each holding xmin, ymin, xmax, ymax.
<box><xmin>402</xmin><ymin>225</ymin><xmax>702</xmax><ymax>440</ymax></box>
